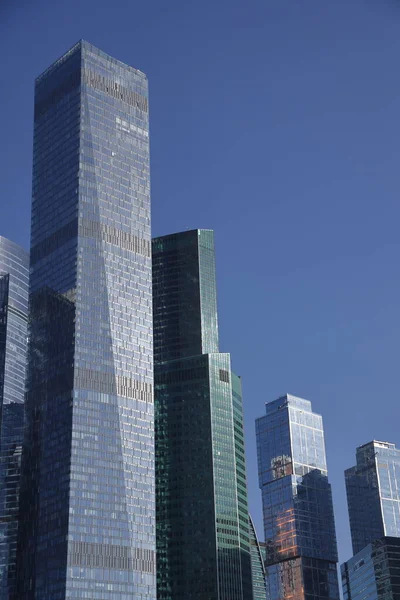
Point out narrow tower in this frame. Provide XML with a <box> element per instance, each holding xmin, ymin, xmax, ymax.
<box><xmin>0</xmin><ymin>237</ymin><xmax>28</xmax><ymax>599</ymax></box>
<box><xmin>16</xmin><ymin>41</ymin><xmax>155</xmax><ymax>599</ymax></box>
<box><xmin>256</xmin><ymin>394</ymin><xmax>339</xmax><ymax>600</ymax></box>
<box><xmin>153</xmin><ymin>229</ymin><xmax>253</xmax><ymax>600</ymax></box>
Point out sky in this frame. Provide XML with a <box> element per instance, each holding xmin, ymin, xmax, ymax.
<box><xmin>1</xmin><ymin>0</ymin><xmax>400</xmax><ymax>568</ymax></box>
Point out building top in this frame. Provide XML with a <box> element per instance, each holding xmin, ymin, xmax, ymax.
<box><xmin>262</xmin><ymin>394</ymin><xmax>314</xmax><ymax>417</ymax></box>
<box><xmin>345</xmin><ymin>439</ymin><xmax>400</xmax><ymax>554</ymax></box>
<box><xmin>152</xmin><ymin>229</ymin><xmax>219</xmax><ymax>361</ymax></box>
<box><xmin>0</xmin><ymin>235</ymin><xmax>28</xmax><ymax>256</ymax></box>
<box><xmin>36</xmin><ymin>39</ymin><xmax>147</xmax><ymax>84</ymax></box>
<box><xmin>0</xmin><ymin>236</ymin><xmax>29</xmax><ymax>314</ymax></box>
<box><xmin>153</xmin><ymin>229</ymin><xmax>214</xmax><ymax>245</ymax></box>
<box><xmin>357</xmin><ymin>440</ymin><xmax>396</xmax><ymax>451</ymax></box>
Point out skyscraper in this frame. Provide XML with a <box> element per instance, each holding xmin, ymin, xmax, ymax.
<box><xmin>249</xmin><ymin>515</ymin><xmax>268</xmax><ymax>600</ymax></box>
<box><xmin>345</xmin><ymin>440</ymin><xmax>400</xmax><ymax>555</ymax></box>
<box><xmin>16</xmin><ymin>41</ymin><xmax>155</xmax><ymax>599</ymax></box>
<box><xmin>0</xmin><ymin>237</ymin><xmax>29</xmax><ymax>599</ymax></box>
<box><xmin>256</xmin><ymin>394</ymin><xmax>339</xmax><ymax>600</ymax></box>
<box><xmin>153</xmin><ymin>229</ymin><xmax>253</xmax><ymax>600</ymax></box>
<box><xmin>341</xmin><ymin>537</ymin><xmax>400</xmax><ymax>600</ymax></box>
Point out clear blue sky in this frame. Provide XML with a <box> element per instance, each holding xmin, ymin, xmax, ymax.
<box><xmin>2</xmin><ymin>0</ymin><xmax>400</xmax><ymax>566</ymax></box>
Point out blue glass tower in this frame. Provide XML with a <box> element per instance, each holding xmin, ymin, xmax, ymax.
<box><xmin>0</xmin><ymin>237</ymin><xmax>29</xmax><ymax>600</ymax></box>
<box><xmin>153</xmin><ymin>229</ymin><xmax>253</xmax><ymax>600</ymax></box>
<box><xmin>256</xmin><ymin>394</ymin><xmax>339</xmax><ymax>600</ymax></box>
<box><xmin>16</xmin><ymin>41</ymin><xmax>155</xmax><ymax>599</ymax></box>
<box><xmin>345</xmin><ymin>440</ymin><xmax>400</xmax><ymax>555</ymax></box>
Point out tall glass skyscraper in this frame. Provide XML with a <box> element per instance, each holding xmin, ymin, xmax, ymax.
<box><xmin>0</xmin><ymin>237</ymin><xmax>29</xmax><ymax>599</ymax></box>
<box><xmin>256</xmin><ymin>394</ymin><xmax>339</xmax><ymax>600</ymax></box>
<box><xmin>153</xmin><ymin>229</ymin><xmax>253</xmax><ymax>600</ymax></box>
<box><xmin>345</xmin><ymin>440</ymin><xmax>400</xmax><ymax>555</ymax></box>
<box><xmin>16</xmin><ymin>41</ymin><xmax>155</xmax><ymax>599</ymax></box>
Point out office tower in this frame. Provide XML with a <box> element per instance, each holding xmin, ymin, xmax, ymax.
<box><xmin>256</xmin><ymin>394</ymin><xmax>339</xmax><ymax>600</ymax></box>
<box><xmin>249</xmin><ymin>515</ymin><xmax>268</xmax><ymax>600</ymax></box>
<box><xmin>0</xmin><ymin>237</ymin><xmax>29</xmax><ymax>599</ymax></box>
<box><xmin>341</xmin><ymin>537</ymin><xmax>400</xmax><ymax>600</ymax></box>
<box><xmin>345</xmin><ymin>441</ymin><xmax>400</xmax><ymax>555</ymax></box>
<box><xmin>16</xmin><ymin>41</ymin><xmax>155</xmax><ymax>599</ymax></box>
<box><xmin>153</xmin><ymin>229</ymin><xmax>253</xmax><ymax>600</ymax></box>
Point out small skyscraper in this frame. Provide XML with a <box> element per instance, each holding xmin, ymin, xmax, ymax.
<box><xmin>341</xmin><ymin>537</ymin><xmax>400</xmax><ymax>600</ymax></box>
<box><xmin>16</xmin><ymin>41</ymin><xmax>155</xmax><ymax>599</ymax></box>
<box><xmin>0</xmin><ymin>237</ymin><xmax>29</xmax><ymax>599</ymax></box>
<box><xmin>153</xmin><ymin>229</ymin><xmax>253</xmax><ymax>600</ymax></box>
<box><xmin>256</xmin><ymin>394</ymin><xmax>339</xmax><ymax>600</ymax></box>
<box><xmin>345</xmin><ymin>440</ymin><xmax>400</xmax><ymax>555</ymax></box>
<box><xmin>340</xmin><ymin>440</ymin><xmax>400</xmax><ymax>600</ymax></box>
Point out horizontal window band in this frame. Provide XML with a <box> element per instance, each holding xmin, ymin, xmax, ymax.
<box><xmin>74</xmin><ymin>367</ymin><xmax>153</xmax><ymax>403</ymax></box>
<box><xmin>79</xmin><ymin>219</ymin><xmax>151</xmax><ymax>258</ymax></box>
<box><xmin>30</xmin><ymin>218</ymin><xmax>151</xmax><ymax>264</ymax></box>
<box><xmin>82</xmin><ymin>70</ymin><xmax>148</xmax><ymax>113</ymax></box>
<box><xmin>34</xmin><ymin>69</ymin><xmax>148</xmax><ymax>118</ymax></box>
<box><xmin>68</xmin><ymin>541</ymin><xmax>155</xmax><ymax>573</ymax></box>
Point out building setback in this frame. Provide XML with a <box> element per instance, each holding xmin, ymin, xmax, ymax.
<box><xmin>256</xmin><ymin>394</ymin><xmax>339</xmax><ymax>600</ymax></box>
<box><xmin>0</xmin><ymin>237</ymin><xmax>29</xmax><ymax>599</ymax></box>
<box><xmin>249</xmin><ymin>514</ymin><xmax>268</xmax><ymax>600</ymax></box>
<box><xmin>345</xmin><ymin>441</ymin><xmax>400</xmax><ymax>555</ymax></box>
<box><xmin>153</xmin><ymin>229</ymin><xmax>253</xmax><ymax>600</ymax></box>
<box><xmin>15</xmin><ymin>40</ymin><xmax>155</xmax><ymax>599</ymax></box>
<box><xmin>341</xmin><ymin>537</ymin><xmax>400</xmax><ymax>600</ymax></box>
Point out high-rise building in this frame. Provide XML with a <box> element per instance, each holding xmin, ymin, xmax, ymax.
<box><xmin>16</xmin><ymin>41</ymin><xmax>155</xmax><ymax>599</ymax></box>
<box><xmin>345</xmin><ymin>441</ymin><xmax>400</xmax><ymax>555</ymax></box>
<box><xmin>256</xmin><ymin>394</ymin><xmax>339</xmax><ymax>600</ymax></box>
<box><xmin>0</xmin><ymin>237</ymin><xmax>29</xmax><ymax>599</ymax></box>
<box><xmin>249</xmin><ymin>515</ymin><xmax>268</xmax><ymax>600</ymax></box>
<box><xmin>153</xmin><ymin>229</ymin><xmax>253</xmax><ymax>600</ymax></box>
<box><xmin>341</xmin><ymin>537</ymin><xmax>400</xmax><ymax>600</ymax></box>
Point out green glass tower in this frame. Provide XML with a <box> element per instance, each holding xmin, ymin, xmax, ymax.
<box><xmin>153</xmin><ymin>229</ymin><xmax>253</xmax><ymax>600</ymax></box>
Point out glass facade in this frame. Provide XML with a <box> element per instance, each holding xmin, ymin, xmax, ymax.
<box><xmin>249</xmin><ymin>514</ymin><xmax>268</xmax><ymax>600</ymax></box>
<box><xmin>341</xmin><ymin>537</ymin><xmax>400</xmax><ymax>600</ymax></box>
<box><xmin>256</xmin><ymin>394</ymin><xmax>339</xmax><ymax>600</ymax></box>
<box><xmin>153</xmin><ymin>229</ymin><xmax>253</xmax><ymax>600</ymax></box>
<box><xmin>345</xmin><ymin>441</ymin><xmax>400</xmax><ymax>555</ymax></box>
<box><xmin>0</xmin><ymin>237</ymin><xmax>29</xmax><ymax>600</ymax></box>
<box><xmin>16</xmin><ymin>40</ymin><xmax>155</xmax><ymax>599</ymax></box>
